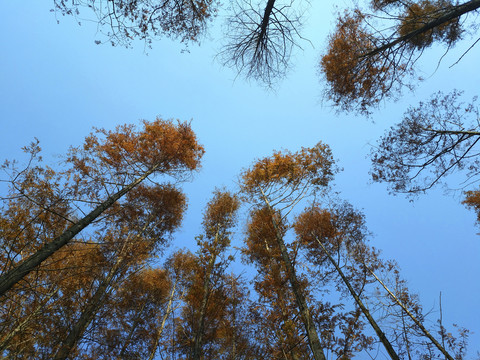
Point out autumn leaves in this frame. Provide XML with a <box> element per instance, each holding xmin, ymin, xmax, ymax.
<box><xmin>0</xmin><ymin>119</ymin><xmax>471</xmax><ymax>358</ymax></box>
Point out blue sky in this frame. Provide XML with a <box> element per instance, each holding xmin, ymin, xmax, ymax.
<box><xmin>1</xmin><ymin>0</ymin><xmax>479</xmax><ymax>357</ymax></box>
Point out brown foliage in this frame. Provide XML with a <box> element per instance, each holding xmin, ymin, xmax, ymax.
<box><xmin>320</xmin><ymin>0</ymin><xmax>475</xmax><ymax>114</ymax></box>
<box><xmin>398</xmin><ymin>0</ymin><xmax>462</xmax><ymax>49</ymax></box>
<box><xmin>243</xmin><ymin>206</ymin><xmax>286</xmax><ymax>267</ymax></box>
<box><xmin>463</xmin><ymin>189</ymin><xmax>480</xmax><ymax>223</ymax></box>
<box><xmin>320</xmin><ymin>10</ymin><xmax>398</xmax><ymax>114</ymax></box>
<box><xmin>201</xmin><ymin>190</ymin><xmax>240</xmax><ymax>243</ymax></box>
<box><xmin>68</xmin><ymin>119</ymin><xmax>204</xmax><ymax>187</ymax></box>
<box><xmin>53</xmin><ymin>0</ymin><xmax>218</xmax><ymax>47</ymax></box>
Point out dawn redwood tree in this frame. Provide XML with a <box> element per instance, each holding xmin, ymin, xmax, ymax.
<box><xmin>52</xmin><ymin>0</ymin><xmax>218</xmax><ymax>47</ymax></box>
<box><xmin>148</xmin><ymin>249</ymin><xmax>199</xmax><ymax>360</ymax></box>
<box><xmin>240</xmin><ymin>142</ymin><xmax>337</xmax><ymax>360</ymax></box>
<box><xmin>175</xmin><ymin>190</ymin><xmax>242</xmax><ymax>359</ymax></box>
<box><xmin>243</xmin><ymin>201</ymin><xmax>375</xmax><ymax>358</ymax></box>
<box><xmin>295</xmin><ymin>202</ymin><xmax>467</xmax><ymax>359</ymax></box>
<box><xmin>0</xmin><ymin>180</ymin><xmax>187</xmax><ymax>358</ymax></box>
<box><xmin>371</xmin><ymin>90</ymin><xmax>480</xmax><ymax>196</ymax></box>
<box><xmin>0</xmin><ymin>119</ymin><xmax>204</xmax><ymax>297</ymax></box>
<box><xmin>190</xmin><ymin>190</ymin><xmax>240</xmax><ymax>360</ymax></box>
<box><xmin>295</xmin><ymin>204</ymin><xmax>400</xmax><ymax>359</ymax></box>
<box><xmin>53</xmin><ymin>183</ymin><xmax>187</xmax><ymax>360</ymax></box>
<box><xmin>320</xmin><ymin>0</ymin><xmax>480</xmax><ymax>115</ymax></box>
<box><xmin>214</xmin><ymin>274</ymin><xmax>260</xmax><ymax>359</ymax></box>
<box><xmin>220</xmin><ymin>0</ymin><xmax>305</xmax><ymax>86</ymax></box>
<box><xmin>243</xmin><ymin>207</ymin><xmax>317</xmax><ymax>359</ymax></box>
<box><xmin>83</xmin><ymin>266</ymin><xmax>174</xmax><ymax>359</ymax></box>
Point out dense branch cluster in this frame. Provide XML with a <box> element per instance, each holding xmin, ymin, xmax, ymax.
<box><xmin>371</xmin><ymin>91</ymin><xmax>480</xmax><ymax>194</ymax></box>
<box><xmin>219</xmin><ymin>0</ymin><xmax>304</xmax><ymax>85</ymax></box>
<box><xmin>0</xmin><ymin>129</ymin><xmax>474</xmax><ymax>358</ymax></box>
<box><xmin>53</xmin><ymin>0</ymin><xmax>218</xmax><ymax>47</ymax></box>
<box><xmin>320</xmin><ymin>0</ymin><xmax>479</xmax><ymax>114</ymax></box>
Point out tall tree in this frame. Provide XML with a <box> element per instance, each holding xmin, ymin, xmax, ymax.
<box><xmin>175</xmin><ymin>190</ymin><xmax>241</xmax><ymax>359</ymax></box>
<box><xmin>295</xmin><ymin>202</ymin><xmax>469</xmax><ymax>359</ymax></box>
<box><xmin>0</xmin><ymin>119</ymin><xmax>204</xmax><ymax>297</ymax></box>
<box><xmin>53</xmin><ymin>184</ymin><xmax>186</xmax><ymax>359</ymax></box>
<box><xmin>191</xmin><ymin>190</ymin><xmax>240</xmax><ymax>360</ymax></box>
<box><xmin>0</xmin><ymin>181</ymin><xmax>187</xmax><ymax>359</ymax></box>
<box><xmin>240</xmin><ymin>143</ymin><xmax>337</xmax><ymax>360</ymax></box>
<box><xmin>244</xmin><ymin>207</ymin><xmax>314</xmax><ymax>359</ymax></box>
<box><xmin>295</xmin><ymin>204</ymin><xmax>400</xmax><ymax>359</ymax></box>
<box><xmin>320</xmin><ymin>0</ymin><xmax>480</xmax><ymax>114</ymax></box>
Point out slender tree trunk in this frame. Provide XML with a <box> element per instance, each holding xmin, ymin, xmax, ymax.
<box><xmin>147</xmin><ymin>278</ymin><xmax>178</xmax><ymax>360</ymax></box>
<box><xmin>315</xmin><ymin>237</ymin><xmax>400</xmax><ymax>360</ymax></box>
<box><xmin>0</xmin><ymin>288</ymin><xmax>59</xmax><ymax>352</ymax></box>
<box><xmin>368</xmin><ymin>270</ymin><xmax>454</xmax><ymax>360</ymax></box>
<box><xmin>364</xmin><ymin>0</ymin><xmax>480</xmax><ymax>57</ymax></box>
<box><xmin>192</xmin><ymin>232</ymin><xmax>219</xmax><ymax>360</ymax></box>
<box><xmin>260</xmin><ymin>189</ymin><xmax>327</xmax><ymax>360</ymax></box>
<box><xmin>255</xmin><ymin>0</ymin><xmax>276</xmax><ymax>53</ymax></box>
<box><xmin>53</xmin><ymin>255</ymin><xmax>125</xmax><ymax>360</ymax></box>
<box><xmin>119</xmin><ymin>302</ymin><xmax>148</xmax><ymax>358</ymax></box>
<box><xmin>0</xmin><ymin>165</ymin><xmax>158</xmax><ymax>297</ymax></box>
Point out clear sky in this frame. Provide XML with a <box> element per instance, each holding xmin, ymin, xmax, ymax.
<box><xmin>1</xmin><ymin>0</ymin><xmax>479</xmax><ymax>357</ymax></box>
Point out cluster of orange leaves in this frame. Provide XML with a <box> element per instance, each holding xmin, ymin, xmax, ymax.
<box><xmin>72</xmin><ymin>119</ymin><xmax>204</xmax><ymax>178</ymax></box>
<box><xmin>398</xmin><ymin>0</ymin><xmax>461</xmax><ymax>49</ymax></box>
<box><xmin>320</xmin><ymin>10</ymin><xmax>393</xmax><ymax>112</ymax></box>
<box><xmin>241</xmin><ymin>142</ymin><xmax>335</xmax><ymax>194</ymax></box>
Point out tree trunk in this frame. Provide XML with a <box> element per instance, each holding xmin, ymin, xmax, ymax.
<box><xmin>53</xmin><ymin>256</ymin><xmax>124</xmax><ymax>360</ymax></box>
<box><xmin>368</xmin><ymin>269</ymin><xmax>454</xmax><ymax>360</ymax></box>
<box><xmin>0</xmin><ymin>165</ymin><xmax>158</xmax><ymax>297</ymax></box>
<box><xmin>315</xmin><ymin>237</ymin><xmax>400</xmax><ymax>360</ymax></box>
<box><xmin>192</xmin><ymin>232</ymin><xmax>219</xmax><ymax>360</ymax></box>
<box><xmin>364</xmin><ymin>0</ymin><xmax>480</xmax><ymax>57</ymax></box>
<box><xmin>260</xmin><ymin>190</ymin><xmax>327</xmax><ymax>360</ymax></box>
<box><xmin>147</xmin><ymin>278</ymin><xmax>178</xmax><ymax>360</ymax></box>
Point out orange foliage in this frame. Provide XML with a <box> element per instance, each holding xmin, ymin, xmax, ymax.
<box><xmin>320</xmin><ymin>10</ymin><xmax>396</xmax><ymax>113</ymax></box>
<box><xmin>243</xmin><ymin>207</ymin><xmax>286</xmax><ymax>267</ymax></box>
<box><xmin>295</xmin><ymin>206</ymin><xmax>339</xmax><ymax>249</ymax></box>
<box><xmin>70</xmin><ymin>119</ymin><xmax>204</xmax><ymax>180</ymax></box>
<box><xmin>241</xmin><ymin>142</ymin><xmax>335</xmax><ymax>208</ymax></box>
<box><xmin>463</xmin><ymin>189</ymin><xmax>480</xmax><ymax>224</ymax></box>
<box><xmin>201</xmin><ymin>189</ymin><xmax>240</xmax><ymax>243</ymax></box>
<box><xmin>398</xmin><ymin>0</ymin><xmax>461</xmax><ymax>49</ymax></box>
<box><xmin>120</xmin><ymin>184</ymin><xmax>187</xmax><ymax>242</ymax></box>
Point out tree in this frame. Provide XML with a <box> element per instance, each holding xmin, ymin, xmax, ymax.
<box><xmin>0</xmin><ymin>180</ymin><xmax>187</xmax><ymax>358</ymax></box>
<box><xmin>174</xmin><ymin>190</ymin><xmax>242</xmax><ymax>359</ymax></box>
<box><xmin>295</xmin><ymin>202</ymin><xmax>468</xmax><ymax>359</ymax></box>
<box><xmin>320</xmin><ymin>0</ymin><xmax>480</xmax><ymax>114</ymax></box>
<box><xmin>191</xmin><ymin>190</ymin><xmax>240</xmax><ymax>359</ymax></box>
<box><xmin>295</xmin><ymin>203</ymin><xmax>400</xmax><ymax>359</ymax></box>
<box><xmin>0</xmin><ymin>118</ymin><xmax>203</xmax><ymax>296</ymax></box>
<box><xmin>240</xmin><ymin>143</ymin><xmax>338</xmax><ymax>360</ymax></box>
<box><xmin>370</xmin><ymin>90</ymin><xmax>480</xmax><ymax>195</ymax></box>
<box><xmin>52</xmin><ymin>0</ymin><xmax>218</xmax><ymax>47</ymax></box>
<box><xmin>243</xmin><ymin>207</ymin><xmax>315</xmax><ymax>359</ymax></box>
<box><xmin>53</xmin><ymin>183</ymin><xmax>186</xmax><ymax>360</ymax></box>
<box><xmin>219</xmin><ymin>0</ymin><xmax>305</xmax><ymax>86</ymax></box>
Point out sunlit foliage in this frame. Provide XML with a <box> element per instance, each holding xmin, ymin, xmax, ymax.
<box><xmin>320</xmin><ymin>0</ymin><xmax>478</xmax><ymax>114</ymax></box>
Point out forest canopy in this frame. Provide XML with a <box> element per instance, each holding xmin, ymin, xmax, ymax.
<box><xmin>2</xmin><ymin>0</ymin><xmax>479</xmax><ymax>358</ymax></box>
<box><xmin>0</xmin><ymin>123</ymin><xmax>475</xmax><ymax>358</ymax></box>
